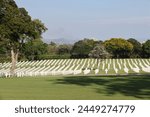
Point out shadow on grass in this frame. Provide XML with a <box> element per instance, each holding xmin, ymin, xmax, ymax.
<box><xmin>53</xmin><ymin>75</ymin><xmax>150</xmax><ymax>99</ymax></box>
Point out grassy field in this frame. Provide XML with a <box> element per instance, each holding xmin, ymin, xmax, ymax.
<box><xmin>0</xmin><ymin>75</ymin><xmax>149</xmax><ymax>100</ymax></box>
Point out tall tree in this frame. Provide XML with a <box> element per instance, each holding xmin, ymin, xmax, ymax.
<box><xmin>127</xmin><ymin>38</ymin><xmax>142</xmax><ymax>58</ymax></box>
<box><xmin>89</xmin><ymin>44</ymin><xmax>111</xmax><ymax>65</ymax></box>
<box><xmin>47</xmin><ymin>42</ymin><xmax>58</xmax><ymax>54</ymax></box>
<box><xmin>0</xmin><ymin>0</ymin><xmax>47</xmax><ymax>75</ymax></box>
<box><xmin>89</xmin><ymin>44</ymin><xmax>110</xmax><ymax>59</ymax></box>
<box><xmin>142</xmin><ymin>40</ymin><xmax>150</xmax><ymax>58</ymax></box>
<box><xmin>57</xmin><ymin>44</ymin><xmax>72</xmax><ymax>55</ymax></box>
<box><xmin>71</xmin><ymin>38</ymin><xmax>98</xmax><ymax>58</ymax></box>
<box><xmin>104</xmin><ymin>38</ymin><xmax>133</xmax><ymax>58</ymax></box>
<box><xmin>23</xmin><ymin>39</ymin><xmax>48</xmax><ymax>60</ymax></box>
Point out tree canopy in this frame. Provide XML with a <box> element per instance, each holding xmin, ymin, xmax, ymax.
<box><xmin>89</xmin><ymin>44</ymin><xmax>110</xmax><ymax>59</ymax></box>
<box><xmin>142</xmin><ymin>40</ymin><xmax>150</xmax><ymax>58</ymax></box>
<box><xmin>0</xmin><ymin>0</ymin><xmax>47</xmax><ymax>75</ymax></box>
<box><xmin>127</xmin><ymin>38</ymin><xmax>142</xmax><ymax>58</ymax></box>
<box><xmin>71</xmin><ymin>38</ymin><xmax>99</xmax><ymax>58</ymax></box>
<box><xmin>104</xmin><ymin>38</ymin><xmax>133</xmax><ymax>58</ymax></box>
<box><xmin>22</xmin><ymin>39</ymin><xmax>48</xmax><ymax>60</ymax></box>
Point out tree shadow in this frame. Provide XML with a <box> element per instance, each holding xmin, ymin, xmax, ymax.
<box><xmin>53</xmin><ymin>75</ymin><xmax>150</xmax><ymax>99</ymax></box>
<box><xmin>97</xmin><ymin>76</ymin><xmax>150</xmax><ymax>99</ymax></box>
<box><xmin>54</xmin><ymin>76</ymin><xmax>109</xmax><ymax>86</ymax></box>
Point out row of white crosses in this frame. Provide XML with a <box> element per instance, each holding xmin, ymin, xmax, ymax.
<box><xmin>138</xmin><ymin>59</ymin><xmax>150</xmax><ymax>72</ymax></box>
<box><xmin>113</xmin><ymin>59</ymin><xmax>118</xmax><ymax>74</ymax></box>
<box><xmin>83</xmin><ymin>59</ymin><xmax>91</xmax><ymax>75</ymax></box>
<box><xmin>0</xmin><ymin>59</ymin><xmax>150</xmax><ymax>77</ymax></box>
<box><xmin>96</xmin><ymin>59</ymin><xmax>150</xmax><ymax>75</ymax></box>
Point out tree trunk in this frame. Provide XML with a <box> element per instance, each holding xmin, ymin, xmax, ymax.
<box><xmin>10</xmin><ymin>48</ymin><xmax>18</xmax><ymax>77</ymax></box>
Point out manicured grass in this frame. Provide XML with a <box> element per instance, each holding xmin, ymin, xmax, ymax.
<box><xmin>0</xmin><ymin>75</ymin><xmax>149</xmax><ymax>100</ymax></box>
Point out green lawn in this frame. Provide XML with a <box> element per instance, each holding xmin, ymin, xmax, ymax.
<box><xmin>0</xmin><ymin>75</ymin><xmax>149</xmax><ymax>100</ymax></box>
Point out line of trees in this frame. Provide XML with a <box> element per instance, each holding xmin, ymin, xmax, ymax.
<box><xmin>1</xmin><ymin>38</ymin><xmax>149</xmax><ymax>62</ymax></box>
<box><xmin>71</xmin><ymin>38</ymin><xmax>150</xmax><ymax>59</ymax></box>
<box><xmin>20</xmin><ymin>38</ymin><xmax>150</xmax><ymax>60</ymax></box>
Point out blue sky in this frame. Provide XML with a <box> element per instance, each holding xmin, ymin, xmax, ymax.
<box><xmin>15</xmin><ymin>0</ymin><xmax>150</xmax><ymax>43</ymax></box>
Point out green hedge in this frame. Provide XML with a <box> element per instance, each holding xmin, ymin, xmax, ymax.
<box><xmin>38</xmin><ymin>54</ymin><xmax>71</xmax><ymax>60</ymax></box>
<box><xmin>0</xmin><ymin>56</ymin><xmax>11</xmax><ymax>63</ymax></box>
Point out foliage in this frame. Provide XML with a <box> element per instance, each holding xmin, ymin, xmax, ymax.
<box><xmin>44</xmin><ymin>43</ymin><xmax>72</xmax><ymax>59</ymax></box>
<box><xmin>57</xmin><ymin>44</ymin><xmax>72</xmax><ymax>55</ymax></box>
<box><xmin>49</xmin><ymin>41</ymin><xmax>57</xmax><ymax>46</ymax></box>
<box><xmin>142</xmin><ymin>40</ymin><xmax>150</xmax><ymax>58</ymax></box>
<box><xmin>0</xmin><ymin>0</ymin><xmax>47</xmax><ymax>75</ymax></box>
<box><xmin>127</xmin><ymin>38</ymin><xmax>142</xmax><ymax>58</ymax></box>
<box><xmin>47</xmin><ymin>42</ymin><xmax>58</xmax><ymax>54</ymax></box>
<box><xmin>0</xmin><ymin>55</ymin><xmax>10</xmax><ymax>63</ymax></box>
<box><xmin>71</xmin><ymin>38</ymin><xmax>98</xmax><ymax>58</ymax></box>
<box><xmin>104</xmin><ymin>38</ymin><xmax>133</xmax><ymax>58</ymax></box>
<box><xmin>22</xmin><ymin>39</ymin><xmax>48</xmax><ymax>60</ymax></box>
<box><xmin>0</xmin><ymin>43</ymin><xmax>7</xmax><ymax>54</ymax></box>
<box><xmin>89</xmin><ymin>44</ymin><xmax>111</xmax><ymax>59</ymax></box>
<box><xmin>0</xmin><ymin>42</ymin><xmax>10</xmax><ymax>62</ymax></box>
<box><xmin>38</xmin><ymin>54</ymin><xmax>71</xmax><ymax>60</ymax></box>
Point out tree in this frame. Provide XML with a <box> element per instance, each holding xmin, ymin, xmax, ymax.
<box><xmin>23</xmin><ymin>39</ymin><xmax>48</xmax><ymax>60</ymax></box>
<box><xmin>89</xmin><ymin>44</ymin><xmax>111</xmax><ymax>65</ymax></box>
<box><xmin>0</xmin><ymin>0</ymin><xmax>47</xmax><ymax>75</ymax></box>
<box><xmin>57</xmin><ymin>44</ymin><xmax>72</xmax><ymax>55</ymax></box>
<box><xmin>104</xmin><ymin>38</ymin><xmax>133</xmax><ymax>58</ymax></box>
<box><xmin>89</xmin><ymin>44</ymin><xmax>110</xmax><ymax>59</ymax></box>
<box><xmin>49</xmin><ymin>41</ymin><xmax>57</xmax><ymax>46</ymax></box>
<box><xmin>47</xmin><ymin>42</ymin><xmax>58</xmax><ymax>54</ymax></box>
<box><xmin>0</xmin><ymin>41</ymin><xmax>10</xmax><ymax>62</ymax></box>
<box><xmin>127</xmin><ymin>38</ymin><xmax>142</xmax><ymax>58</ymax></box>
<box><xmin>71</xmin><ymin>38</ymin><xmax>98</xmax><ymax>58</ymax></box>
<box><xmin>0</xmin><ymin>41</ymin><xmax>7</xmax><ymax>54</ymax></box>
<box><xmin>142</xmin><ymin>40</ymin><xmax>150</xmax><ymax>58</ymax></box>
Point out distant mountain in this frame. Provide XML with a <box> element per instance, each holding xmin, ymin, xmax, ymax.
<box><xmin>44</xmin><ymin>37</ymin><xmax>102</xmax><ymax>44</ymax></box>
<box><xmin>44</xmin><ymin>38</ymin><xmax>75</xmax><ymax>44</ymax></box>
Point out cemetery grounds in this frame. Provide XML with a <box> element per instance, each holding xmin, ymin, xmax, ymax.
<box><xmin>0</xmin><ymin>59</ymin><xmax>150</xmax><ymax>100</ymax></box>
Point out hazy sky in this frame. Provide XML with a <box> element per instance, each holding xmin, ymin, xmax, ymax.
<box><xmin>15</xmin><ymin>0</ymin><xmax>150</xmax><ymax>43</ymax></box>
